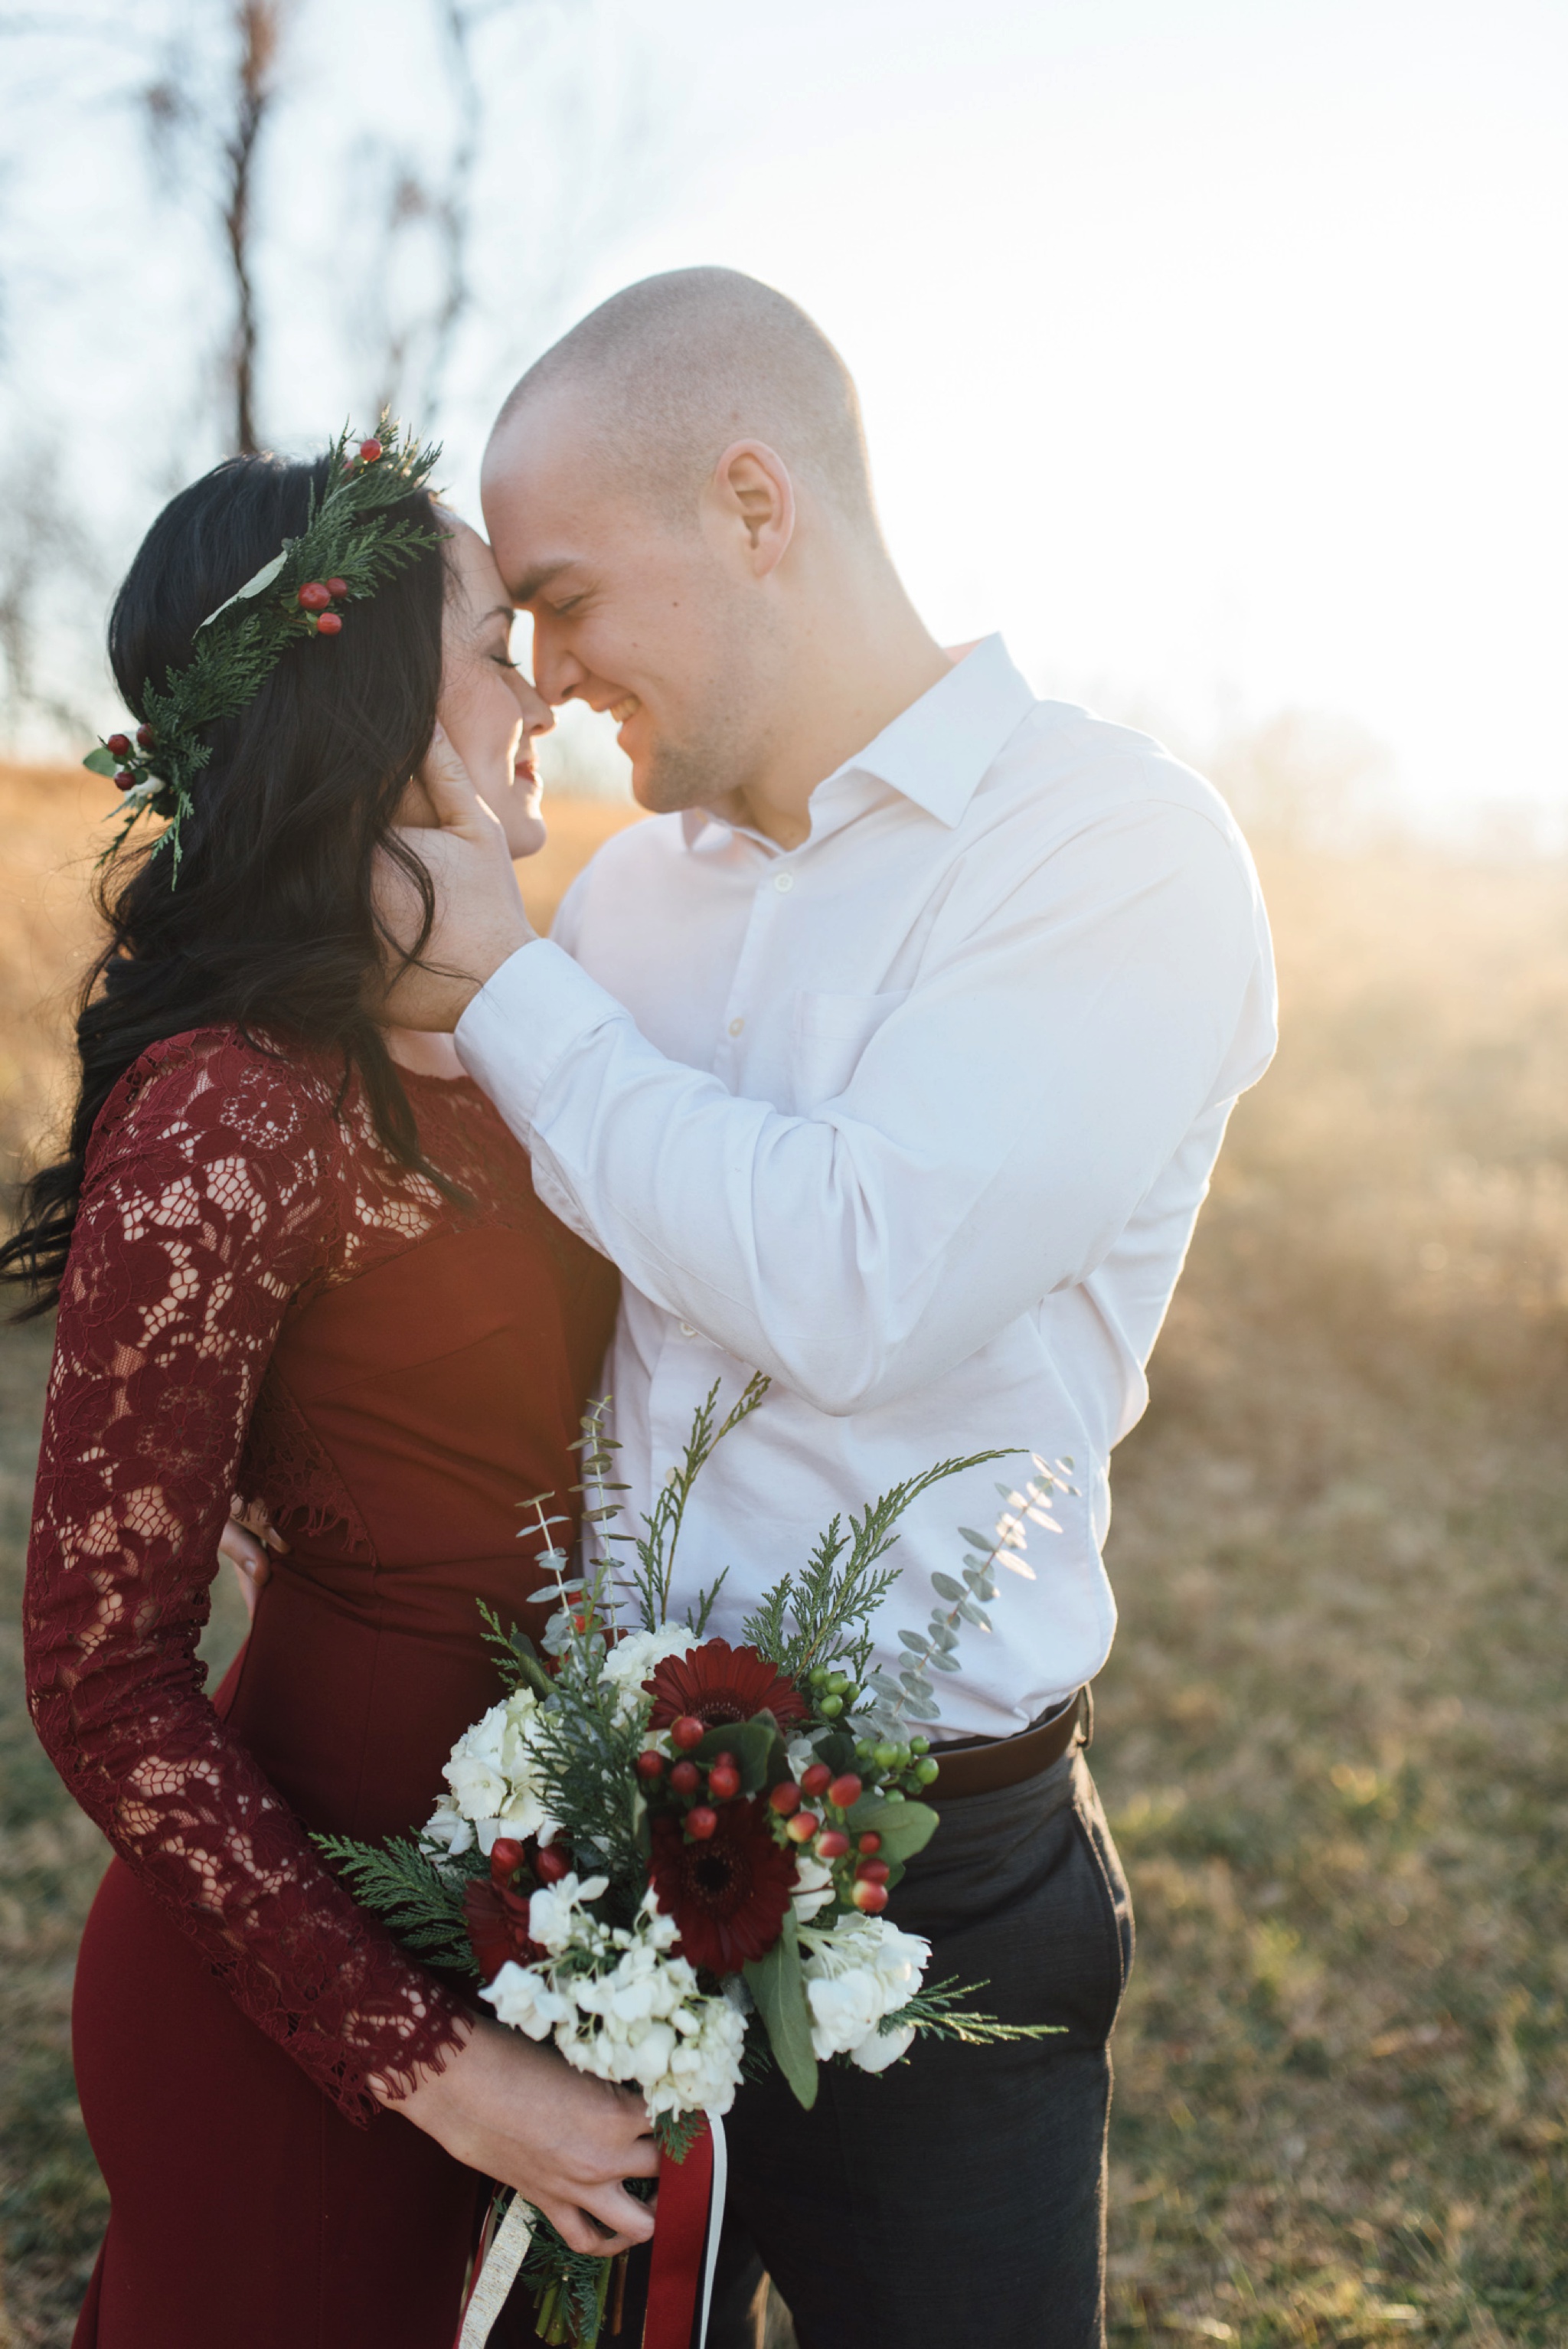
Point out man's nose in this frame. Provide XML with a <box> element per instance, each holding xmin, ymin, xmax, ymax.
<box><xmin>531</xmin><ymin>616</ymin><xmax>583</xmax><ymax>710</ymax></box>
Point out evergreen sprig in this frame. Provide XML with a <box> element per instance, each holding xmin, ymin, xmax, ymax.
<box><xmin>83</xmin><ymin>413</ymin><xmax>443</xmax><ymax>876</ymax></box>
<box><xmin>882</xmin><ymin>1973</ymin><xmax>1065</xmax><ymax>2047</ymax></box>
<box><xmin>313</xmin><ymin>1831</ymin><xmax>479</xmax><ymax>1973</ymax></box>
<box><xmin>740</xmin><ymin>1449</ymin><xmax>1016</xmax><ymax>1689</ymax></box>
<box><xmin>609</xmin><ymin>1375</ymin><xmax>769</xmax><ymax>1633</ymax></box>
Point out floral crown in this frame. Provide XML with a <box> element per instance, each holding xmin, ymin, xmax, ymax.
<box><xmin>84</xmin><ymin>417</ymin><xmax>443</xmax><ymax>876</ymax></box>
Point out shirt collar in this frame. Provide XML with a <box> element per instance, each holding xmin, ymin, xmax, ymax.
<box><xmin>681</xmin><ymin>633</ymin><xmax>1037</xmax><ymax>849</ymax></box>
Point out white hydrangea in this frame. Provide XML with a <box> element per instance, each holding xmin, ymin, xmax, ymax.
<box><xmin>599</xmin><ymin>1625</ymin><xmax>696</xmax><ymax>1726</ymax></box>
<box><xmin>799</xmin><ymin>1914</ymin><xmax>931</xmax><ymax>2073</ymax></box>
<box><xmin>479</xmin><ymin>1886</ymin><xmax>747</xmax><ymax>2119</ymax></box>
<box><xmin>790</xmin><ymin>1853</ymin><xmax>836</xmax><ymax>1923</ymax></box>
<box><xmin>421</xmin><ymin>1685</ymin><xmax>557</xmax><ymax>1858</ymax></box>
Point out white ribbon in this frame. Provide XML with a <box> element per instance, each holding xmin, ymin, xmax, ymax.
<box><xmin>455</xmin><ymin>2110</ymin><xmax>726</xmax><ymax>2349</ymax></box>
<box><xmin>458</xmin><ymin>2192</ymin><xmax>535</xmax><ymax>2349</ymax></box>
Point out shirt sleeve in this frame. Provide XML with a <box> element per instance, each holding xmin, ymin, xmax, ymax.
<box><xmin>458</xmin><ymin>797</ymin><xmax>1276</xmax><ymax>1417</ymax></box>
<box><xmin>24</xmin><ymin>1037</ymin><xmax>468</xmax><ymax>2119</ymax></box>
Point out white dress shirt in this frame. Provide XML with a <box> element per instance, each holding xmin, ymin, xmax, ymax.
<box><xmin>457</xmin><ymin>636</ymin><xmax>1277</xmax><ymax>1738</ymax></box>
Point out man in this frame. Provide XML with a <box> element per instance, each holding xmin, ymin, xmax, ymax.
<box><xmin>400</xmin><ymin>267</ymin><xmax>1276</xmax><ymax>2347</ymax></box>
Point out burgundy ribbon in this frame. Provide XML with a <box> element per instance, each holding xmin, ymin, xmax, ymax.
<box><xmin>640</xmin><ymin>2117</ymin><xmax>715</xmax><ymax>2349</ymax></box>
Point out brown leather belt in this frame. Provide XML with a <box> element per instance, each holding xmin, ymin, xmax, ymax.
<box><xmin>926</xmin><ymin>1687</ymin><xmax>1088</xmax><ymax>1800</ymax></box>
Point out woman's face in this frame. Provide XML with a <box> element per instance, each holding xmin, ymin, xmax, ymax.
<box><xmin>420</xmin><ymin>518</ymin><xmax>552</xmax><ymax>857</ymax></box>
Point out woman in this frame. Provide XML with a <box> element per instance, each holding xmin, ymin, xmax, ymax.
<box><xmin>2</xmin><ymin>443</ymin><xmax>658</xmax><ymax>2347</ymax></box>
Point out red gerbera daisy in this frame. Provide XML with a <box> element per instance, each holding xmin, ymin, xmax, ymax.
<box><xmin>648</xmin><ymin>1799</ymin><xmax>796</xmax><ymax>1972</ymax></box>
<box><xmin>463</xmin><ymin>1877</ymin><xmax>547</xmax><ymax>1984</ymax></box>
<box><xmin>644</xmin><ymin>1638</ymin><xmax>808</xmax><ymax>1733</ymax></box>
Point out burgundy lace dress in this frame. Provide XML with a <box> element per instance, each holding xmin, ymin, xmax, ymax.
<box><xmin>24</xmin><ymin>1029</ymin><xmax>619</xmax><ymax>2349</ymax></box>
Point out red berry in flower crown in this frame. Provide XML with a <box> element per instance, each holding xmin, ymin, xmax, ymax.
<box><xmin>855</xmin><ymin>1857</ymin><xmax>891</xmax><ymax>1885</ymax></box>
<box><xmin>136</xmin><ymin>723</ymin><xmax>155</xmax><ymax>750</ymax></box>
<box><xmin>826</xmin><ymin>1774</ymin><xmax>863</xmax><ymax>1811</ymax></box>
<box><xmin>857</xmin><ymin>1831</ymin><xmax>882</xmax><ymax>1854</ymax></box>
<box><xmin>325</xmin><ymin>577</ymin><xmax>348</xmax><ymax>599</ymax></box>
<box><xmin>533</xmin><ymin>1842</ymin><xmax>570</xmax><ymax>1884</ymax></box>
<box><xmin>635</xmin><ymin>1748</ymin><xmax>665</xmax><ymax>1780</ymax></box>
<box><xmin>358</xmin><ymin>437</ymin><xmax>384</xmax><ymax>462</ymax></box>
<box><xmin>769</xmin><ymin>1780</ymin><xmax>802</xmax><ymax>1815</ymax></box>
<box><xmin>784</xmin><ymin>1810</ymin><xmax>819</xmax><ymax>1844</ymax></box>
<box><xmin>298</xmin><ymin>581</ymin><xmax>333</xmax><ymax>613</ymax></box>
<box><xmin>799</xmin><ymin>1763</ymin><xmax>831</xmax><ymax>1799</ymax></box>
<box><xmin>708</xmin><ymin>1763</ymin><xmax>742</xmax><ymax>1802</ymax></box>
<box><xmin>315</xmin><ymin>611</ymin><xmax>343</xmax><ymax>635</ymax></box>
<box><xmin>113</xmin><ymin>767</ymin><xmax>138</xmax><ymax>793</ymax></box>
<box><xmin>488</xmin><ymin>1838</ymin><xmax>524</xmax><ymax>1883</ymax></box>
<box><xmin>816</xmin><ymin>1828</ymin><xmax>851</xmax><ymax>1861</ymax></box>
<box><xmin>851</xmin><ymin>1878</ymin><xmax>890</xmax><ymax>1914</ymax></box>
<box><xmin>106</xmin><ymin>733</ymin><xmax>131</xmax><ymax>758</ymax></box>
<box><xmin>669</xmin><ymin>1759</ymin><xmax>701</xmax><ymax>1797</ymax></box>
<box><xmin>685</xmin><ymin>1805</ymin><xmax>718</xmax><ymax>1841</ymax></box>
<box><xmin>671</xmin><ymin>1715</ymin><xmax>706</xmax><ymax>1753</ymax></box>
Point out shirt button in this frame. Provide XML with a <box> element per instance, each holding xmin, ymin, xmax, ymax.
<box><xmin>773</xmin><ymin>871</ymin><xmax>795</xmax><ymax>894</ymax></box>
<box><xmin>679</xmin><ymin>1322</ymin><xmax>697</xmax><ymax>1338</ymax></box>
<box><xmin>728</xmin><ymin>1016</ymin><xmax>745</xmax><ymax>1036</ymax></box>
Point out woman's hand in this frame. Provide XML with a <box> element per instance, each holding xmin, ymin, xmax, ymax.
<box><xmin>384</xmin><ymin>2017</ymin><xmax>659</xmax><ymax>2256</ymax></box>
<box><xmin>375</xmin><ymin>725</ymin><xmax>538</xmax><ymax>1034</ymax></box>
<box><xmin>217</xmin><ymin>1504</ymin><xmax>288</xmax><ymax>1624</ymax></box>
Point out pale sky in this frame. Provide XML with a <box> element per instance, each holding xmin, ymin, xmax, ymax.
<box><xmin>562</xmin><ymin>0</ymin><xmax>1566</xmax><ymax>838</ymax></box>
<box><xmin>11</xmin><ymin>0</ymin><xmax>1567</xmax><ymax>839</ymax></box>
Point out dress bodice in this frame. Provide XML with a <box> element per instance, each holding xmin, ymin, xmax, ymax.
<box><xmin>26</xmin><ymin>1028</ymin><xmax>618</xmax><ymax>2118</ymax></box>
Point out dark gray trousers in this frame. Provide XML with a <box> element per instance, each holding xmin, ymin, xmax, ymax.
<box><xmin>707</xmin><ymin>1740</ymin><xmax>1134</xmax><ymax>2349</ymax></box>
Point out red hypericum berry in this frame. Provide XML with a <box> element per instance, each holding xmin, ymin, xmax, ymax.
<box><xmin>298</xmin><ymin>580</ymin><xmax>333</xmax><ymax>613</ymax></box>
<box><xmin>669</xmin><ymin>1759</ymin><xmax>701</xmax><ymax>1797</ymax></box>
<box><xmin>855</xmin><ymin>1857</ymin><xmax>891</xmax><ymax>1885</ymax></box>
<box><xmin>315</xmin><ymin>610</ymin><xmax>343</xmax><ymax>635</ymax></box>
<box><xmin>325</xmin><ymin>577</ymin><xmax>348</xmax><ymax>599</ymax></box>
<box><xmin>686</xmin><ymin>1805</ymin><xmax>718</xmax><ymax>1841</ymax></box>
<box><xmin>816</xmin><ymin>1828</ymin><xmax>851</xmax><ymax>1861</ymax></box>
<box><xmin>358</xmin><ymin>437</ymin><xmax>384</xmax><ymax>462</ymax></box>
<box><xmin>671</xmin><ymin>1715</ymin><xmax>706</xmax><ymax>1753</ymax></box>
<box><xmin>488</xmin><ymin>1837</ymin><xmax>524</xmax><ymax>1880</ymax></box>
<box><xmin>851</xmin><ymin>1877</ymin><xmax>889</xmax><ymax>1913</ymax></box>
<box><xmin>826</xmin><ymin>1774</ymin><xmax>863</xmax><ymax>1811</ymax></box>
<box><xmin>113</xmin><ymin>766</ymin><xmax>137</xmax><ymax>792</ymax></box>
<box><xmin>106</xmin><ymin>732</ymin><xmax>131</xmax><ymax>757</ymax></box>
<box><xmin>635</xmin><ymin>1749</ymin><xmax>665</xmax><ymax>1780</ymax></box>
<box><xmin>707</xmin><ymin>1763</ymin><xmax>742</xmax><ymax>1802</ymax></box>
<box><xmin>136</xmin><ymin>723</ymin><xmax>155</xmax><ymax>750</ymax></box>
<box><xmin>857</xmin><ymin>1831</ymin><xmax>882</xmax><ymax>1855</ymax></box>
<box><xmin>534</xmin><ymin>1843</ymin><xmax>570</xmax><ymax>1883</ymax></box>
<box><xmin>785</xmin><ymin>1811</ymin><xmax>820</xmax><ymax>1844</ymax></box>
<box><xmin>769</xmin><ymin>1781</ymin><xmax>802</xmax><ymax>1816</ymax></box>
<box><xmin>800</xmin><ymin>1763</ymin><xmax>831</xmax><ymax>1799</ymax></box>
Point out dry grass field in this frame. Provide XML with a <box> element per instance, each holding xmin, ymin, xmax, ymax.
<box><xmin>2</xmin><ymin>764</ymin><xmax>1566</xmax><ymax>2344</ymax></box>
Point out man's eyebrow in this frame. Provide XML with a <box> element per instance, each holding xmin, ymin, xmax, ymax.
<box><xmin>510</xmin><ymin>559</ymin><xmax>577</xmax><ymax>605</ymax></box>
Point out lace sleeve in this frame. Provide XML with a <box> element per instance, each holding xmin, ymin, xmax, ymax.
<box><xmin>24</xmin><ymin>1034</ymin><xmax>468</xmax><ymax>2120</ymax></box>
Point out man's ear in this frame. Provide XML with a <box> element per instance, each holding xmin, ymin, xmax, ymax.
<box><xmin>706</xmin><ymin>439</ymin><xmax>795</xmax><ymax>577</ymax></box>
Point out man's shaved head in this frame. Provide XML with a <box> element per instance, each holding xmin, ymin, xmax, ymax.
<box><xmin>491</xmin><ymin>267</ymin><xmax>880</xmax><ymax>536</ymax></box>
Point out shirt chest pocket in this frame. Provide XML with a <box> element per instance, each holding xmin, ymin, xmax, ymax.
<box><xmin>789</xmin><ymin>988</ymin><xmax>910</xmax><ymax>1110</ymax></box>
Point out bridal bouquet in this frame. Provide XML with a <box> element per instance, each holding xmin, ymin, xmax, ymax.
<box><xmin>322</xmin><ymin>1379</ymin><xmax>1072</xmax><ymax>2347</ymax></box>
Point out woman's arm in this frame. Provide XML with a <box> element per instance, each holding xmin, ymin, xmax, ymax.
<box><xmin>24</xmin><ymin>1036</ymin><xmax>469</xmax><ymax>2119</ymax></box>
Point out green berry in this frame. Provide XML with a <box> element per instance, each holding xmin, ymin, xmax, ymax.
<box><xmin>910</xmin><ymin>1736</ymin><xmax>930</xmax><ymax>1756</ymax></box>
<box><xmin>874</xmin><ymin>1741</ymin><xmax>899</xmax><ymax>1769</ymax></box>
<box><xmin>916</xmin><ymin>1757</ymin><xmax>939</xmax><ymax>1784</ymax></box>
<box><xmin>884</xmin><ymin>1787</ymin><xmax>906</xmax><ymax>1802</ymax></box>
<box><xmin>826</xmin><ymin>1672</ymin><xmax>847</xmax><ymax>1695</ymax></box>
<box><xmin>818</xmin><ymin>1694</ymin><xmax>843</xmax><ymax>1717</ymax></box>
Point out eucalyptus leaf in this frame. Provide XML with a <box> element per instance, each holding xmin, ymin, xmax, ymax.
<box><xmin>929</xmin><ymin>1622</ymin><xmax>959</xmax><ymax>1652</ymax></box>
<box><xmin>897</xmin><ymin>1630</ymin><xmax>930</xmax><ymax>1654</ymax></box>
<box><xmin>929</xmin><ymin>1572</ymin><xmax>965</xmax><ymax>1602</ymax></box>
<box><xmin>198</xmin><ymin>547</ymin><xmax>288</xmax><ymax>630</ymax></box>
<box><xmin>743</xmin><ymin>1910</ymin><xmax>818</xmax><ymax>2109</ymax></box>
<box><xmin>82</xmin><ymin>745</ymin><xmax>120</xmax><ymax>777</ymax></box>
<box><xmin>956</xmin><ymin>1599</ymin><xmax>992</xmax><ymax>1631</ymax></box>
<box><xmin>928</xmin><ymin>1650</ymin><xmax>962</xmax><ymax>1672</ymax></box>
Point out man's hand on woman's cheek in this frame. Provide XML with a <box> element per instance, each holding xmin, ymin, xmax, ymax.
<box><xmin>373</xmin><ymin>724</ymin><xmax>538</xmax><ymax>1032</ymax></box>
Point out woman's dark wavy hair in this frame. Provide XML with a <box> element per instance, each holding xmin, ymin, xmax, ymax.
<box><xmin>1</xmin><ymin>449</ymin><xmax>453</xmax><ymax>1318</ymax></box>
